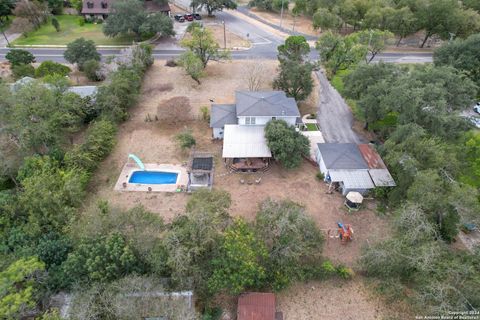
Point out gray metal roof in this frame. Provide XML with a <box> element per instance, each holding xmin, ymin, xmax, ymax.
<box><xmin>235</xmin><ymin>91</ymin><xmax>300</xmax><ymax>117</ymax></box>
<box><xmin>210</xmin><ymin>104</ymin><xmax>237</xmax><ymax>128</ymax></box>
<box><xmin>317</xmin><ymin>143</ymin><xmax>368</xmax><ymax>170</ymax></box>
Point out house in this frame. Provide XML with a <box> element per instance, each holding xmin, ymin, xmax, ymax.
<box><xmin>210</xmin><ymin>91</ymin><xmax>301</xmax><ymax>171</ymax></box>
<box><xmin>10</xmin><ymin>77</ymin><xmax>97</xmax><ymax>99</ymax></box>
<box><xmin>81</xmin><ymin>0</ymin><xmax>171</xmax><ymax>19</ymax></box>
<box><xmin>237</xmin><ymin>293</ymin><xmax>282</xmax><ymax>320</ymax></box>
<box><xmin>316</xmin><ymin>143</ymin><xmax>395</xmax><ymax>196</ymax></box>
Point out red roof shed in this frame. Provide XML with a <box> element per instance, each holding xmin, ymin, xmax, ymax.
<box><xmin>237</xmin><ymin>293</ymin><xmax>276</xmax><ymax>320</ymax></box>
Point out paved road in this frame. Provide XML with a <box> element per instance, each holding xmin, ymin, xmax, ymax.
<box><xmin>315</xmin><ymin>70</ymin><xmax>364</xmax><ymax>143</ymax></box>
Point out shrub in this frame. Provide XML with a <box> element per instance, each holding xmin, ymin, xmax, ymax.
<box><xmin>78</xmin><ymin>18</ymin><xmax>85</xmax><ymax>26</ymax></box>
<box><xmin>64</xmin><ymin>120</ymin><xmax>117</xmax><ymax>172</ymax></box>
<box><xmin>175</xmin><ymin>130</ymin><xmax>196</xmax><ymax>150</ymax></box>
<box><xmin>51</xmin><ymin>17</ymin><xmax>60</xmax><ymax>32</ymax></box>
<box><xmin>321</xmin><ymin>260</ymin><xmax>336</xmax><ymax>276</ymax></box>
<box><xmin>157</xmin><ymin>96</ymin><xmax>192</xmax><ymax>124</ymax></box>
<box><xmin>336</xmin><ymin>265</ymin><xmax>354</xmax><ymax>279</ymax></box>
<box><xmin>64</xmin><ymin>38</ymin><xmax>100</xmax><ymax>71</ymax></box>
<box><xmin>12</xmin><ymin>64</ymin><xmax>35</xmax><ymax>79</ymax></box>
<box><xmin>83</xmin><ymin>59</ymin><xmax>101</xmax><ymax>81</ymax></box>
<box><xmin>165</xmin><ymin>59</ymin><xmax>177</xmax><ymax>67</ymax></box>
<box><xmin>316</xmin><ymin>171</ymin><xmax>324</xmax><ymax>181</ymax></box>
<box><xmin>6</xmin><ymin>49</ymin><xmax>36</xmax><ymax>66</ymax></box>
<box><xmin>200</xmin><ymin>106</ymin><xmax>210</xmax><ymax>122</ymax></box>
<box><xmin>35</xmin><ymin>61</ymin><xmax>71</xmax><ymax>78</ymax></box>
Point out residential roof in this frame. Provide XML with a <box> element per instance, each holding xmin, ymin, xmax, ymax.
<box><xmin>328</xmin><ymin>170</ymin><xmax>375</xmax><ymax>189</ymax></box>
<box><xmin>67</xmin><ymin>86</ymin><xmax>97</xmax><ymax>98</ymax></box>
<box><xmin>235</xmin><ymin>91</ymin><xmax>300</xmax><ymax>117</ymax></box>
<box><xmin>369</xmin><ymin>169</ymin><xmax>396</xmax><ymax>187</ymax></box>
<box><xmin>358</xmin><ymin>144</ymin><xmax>387</xmax><ymax>169</ymax></box>
<box><xmin>237</xmin><ymin>293</ymin><xmax>276</xmax><ymax>320</ymax></box>
<box><xmin>317</xmin><ymin>143</ymin><xmax>368</xmax><ymax>170</ymax></box>
<box><xmin>210</xmin><ymin>104</ymin><xmax>237</xmax><ymax>128</ymax></box>
<box><xmin>223</xmin><ymin>125</ymin><xmax>272</xmax><ymax>158</ymax></box>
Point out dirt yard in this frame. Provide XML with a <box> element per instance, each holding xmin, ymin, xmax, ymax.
<box><xmin>86</xmin><ymin>60</ymin><xmax>395</xmax><ymax>319</ymax></box>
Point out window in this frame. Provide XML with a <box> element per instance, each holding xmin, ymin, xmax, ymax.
<box><xmin>272</xmin><ymin>117</ymin><xmax>276</xmax><ymax>120</ymax></box>
<box><xmin>101</xmin><ymin>1</ymin><xmax>107</xmax><ymax>8</ymax></box>
<box><xmin>87</xmin><ymin>1</ymin><xmax>94</xmax><ymax>8</ymax></box>
<box><xmin>245</xmin><ymin>117</ymin><xmax>256</xmax><ymax>125</ymax></box>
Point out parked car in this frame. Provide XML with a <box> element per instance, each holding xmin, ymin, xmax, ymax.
<box><xmin>474</xmin><ymin>102</ymin><xmax>480</xmax><ymax>114</ymax></box>
<box><xmin>184</xmin><ymin>13</ymin><xmax>194</xmax><ymax>21</ymax></box>
<box><xmin>174</xmin><ymin>14</ymin><xmax>185</xmax><ymax>22</ymax></box>
<box><xmin>193</xmin><ymin>13</ymin><xmax>202</xmax><ymax>20</ymax></box>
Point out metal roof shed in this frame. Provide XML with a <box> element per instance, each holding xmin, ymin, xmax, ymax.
<box><xmin>222</xmin><ymin>125</ymin><xmax>272</xmax><ymax>158</ymax></box>
<box><xmin>237</xmin><ymin>293</ymin><xmax>276</xmax><ymax>320</ymax></box>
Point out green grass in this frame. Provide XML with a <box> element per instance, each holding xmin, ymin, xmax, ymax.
<box><xmin>306</xmin><ymin>123</ymin><xmax>318</xmax><ymax>131</ymax></box>
<box><xmin>12</xmin><ymin>15</ymin><xmax>135</xmax><ymax>46</ymax></box>
<box><xmin>330</xmin><ymin>69</ymin><xmax>353</xmax><ymax>95</ymax></box>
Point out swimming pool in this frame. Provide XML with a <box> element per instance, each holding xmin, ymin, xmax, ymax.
<box><xmin>128</xmin><ymin>171</ymin><xmax>178</xmax><ymax>185</ymax></box>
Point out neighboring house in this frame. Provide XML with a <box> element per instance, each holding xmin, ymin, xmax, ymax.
<box><xmin>316</xmin><ymin>143</ymin><xmax>395</xmax><ymax>196</ymax></box>
<box><xmin>81</xmin><ymin>0</ymin><xmax>171</xmax><ymax>19</ymax></box>
<box><xmin>237</xmin><ymin>292</ymin><xmax>282</xmax><ymax>320</ymax></box>
<box><xmin>10</xmin><ymin>77</ymin><xmax>97</xmax><ymax>99</ymax></box>
<box><xmin>210</xmin><ymin>91</ymin><xmax>301</xmax><ymax>171</ymax></box>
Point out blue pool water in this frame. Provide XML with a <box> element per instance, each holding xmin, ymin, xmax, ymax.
<box><xmin>128</xmin><ymin>171</ymin><xmax>178</xmax><ymax>184</ymax></box>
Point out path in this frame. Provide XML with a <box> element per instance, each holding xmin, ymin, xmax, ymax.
<box><xmin>315</xmin><ymin>70</ymin><xmax>363</xmax><ymax>143</ymax></box>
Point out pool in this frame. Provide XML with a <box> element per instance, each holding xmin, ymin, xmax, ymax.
<box><xmin>128</xmin><ymin>171</ymin><xmax>178</xmax><ymax>185</ymax></box>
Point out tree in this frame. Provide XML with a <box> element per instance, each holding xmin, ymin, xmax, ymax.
<box><xmin>385</xmin><ymin>6</ymin><xmax>419</xmax><ymax>46</ymax></box>
<box><xmin>34</xmin><ymin>61</ymin><xmax>70</xmax><ymax>78</ymax></box>
<box><xmin>178</xmin><ymin>50</ymin><xmax>204</xmax><ymax>84</ymax></box>
<box><xmin>64</xmin><ymin>38</ymin><xmax>100</xmax><ymax>71</ymax></box>
<box><xmin>274</xmin><ymin>36</ymin><xmax>314</xmax><ymax>101</ymax></box>
<box><xmin>0</xmin><ymin>0</ymin><xmax>14</xmax><ymax>23</ymax></box>
<box><xmin>13</xmin><ymin>0</ymin><xmax>48</xmax><ymax>29</ymax></box>
<box><xmin>415</xmin><ymin>0</ymin><xmax>479</xmax><ymax>48</ymax></box>
<box><xmin>316</xmin><ymin>31</ymin><xmax>366</xmax><ymax>76</ymax></box>
<box><xmin>357</xmin><ymin>29</ymin><xmax>393</xmax><ymax>63</ymax></box>
<box><xmin>81</xmin><ymin>59</ymin><xmax>101</xmax><ymax>81</ymax></box>
<box><xmin>180</xmin><ymin>24</ymin><xmax>230</xmax><ymax>68</ymax></box>
<box><xmin>264</xmin><ymin>120</ymin><xmax>310</xmax><ymax>169</ymax></box>
<box><xmin>175</xmin><ymin>129</ymin><xmax>196</xmax><ymax>151</ymax></box>
<box><xmin>103</xmin><ymin>0</ymin><xmax>174</xmax><ymax>41</ymax></box>
<box><xmin>313</xmin><ymin>8</ymin><xmax>342</xmax><ymax>30</ymax></box>
<box><xmin>208</xmin><ymin>218</ymin><xmax>267</xmax><ymax>295</ymax></box>
<box><xmin>51</xmin><ymin>17</ymin><xmax>60</xmax><ymax>32</ymax></box>
<box><xmin>5</xmin><ymin>49</ymin><xmax>35</xmax><ymax>66</ymax></box>
<box><xmin>12</xmin><ymin>63</ymin><xmax>35</xmax><ymax>79</ymax></box>
<box><xmin>255</xmin><ymin>199</ymin><xmax>324</xmax><ymax>290</ymax></box>
<box><xmin>61</xmin><ymin>232</ymin><xmax>140</xmax><ymax>285</ymax></box>
<box><xmin>244</xmin><ymin>62</ymin><xmax>267</xmax><ymax>91</ymax></box>
<box><xmin>0</xmin><ymin>257</ymin><xmax>46</xmax><ymax>319</ymax></box>
<box><xmin>191</xmin><ymin>0</ymin><xmax>237</xmax><ymax>16</ymax></box>
<box><xmin>273</xmin><ymin>61</ymin><xmax>314</xmax><ymax>101</ymax></box>
<box><xmin>434</xmin><ymin>33</ymin><xmax>480</xmax><ymax>88</ymax></box>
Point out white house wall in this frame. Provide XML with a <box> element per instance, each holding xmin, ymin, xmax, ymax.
<box><xmin>237</xmin><ymin>116</ymin><xmax>297</xmax><ymax>126</ymax></box>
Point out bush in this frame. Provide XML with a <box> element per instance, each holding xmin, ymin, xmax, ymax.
<box><xmin>64</xmin><ymin>38</ymin><xmax>100</xmax><ymax>71</ymax></box>
<box><xmin>165</xmin><ymin>59</ymin><xmax>177</xmax><ymax>67</ymax></box>
<box><xmin>35</xmin><ymin>61</ymin><xmax>71</xmax><ymax>78</ymax></box>
<box><xmin>316</xmin><ymin>171</ymin><xmax>324</xmax><ymax>181</ymax></box>
<box><xmin>336</xmin><ymin>265</ymin><xmax>354</xmax><ymax>279</ymax></box>
<box><xmin>157</xmin><ymin>96</ymin><xmax>192</xmax><ymax>124</ymax></box>
<box><xmin>6</xmin><ymin>49</ymin><xmax>36</xmax><ymax>66</ymax></box>
<box><xmin>321</xmin><ymin>260</ymin><xmax>336</xmax><ymax>276</ymax></box>
<box><xmin>200</xmin><ymin>106</ymin><xmax>210</xmax><ymax>122</ymax></box>
<box><xmin>64</xmin><ymin>120</ymin><xmax>117</xmax><ymax>172</ymax></box>
<box><xmin>175</xmin><ymin>130</ymin><xmax>196</xmax><ymax>150</ymax></box>
<box><xmin>51</xmin><ymin>17</ymin><xmax>60</xmax><ymax>32</ymax></box>
<box><xmin>78</xmin><ymin>18</ymin><xmax>85</xmax><ymax>26</ymax></box>
<box><xmin>12</xmin><ymin>64</ymin><xmax>35</xmax><ymax>79</ymax></box>
<box><xmin>83</xmin><ymin>59</ymin><xmax>101</xmax><ymax>81</ymax></box>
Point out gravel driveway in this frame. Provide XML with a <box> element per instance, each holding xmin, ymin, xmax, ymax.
<box><xmin>315</xmin><ymin>70</ymin><xmax>363</xmax><ymax>143</ymax></box>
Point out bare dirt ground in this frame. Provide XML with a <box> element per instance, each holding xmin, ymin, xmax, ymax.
<box><xmin>250</xmin><ymin>7</ymin><xmax>321</xmax><ymax>37</ymax></box>
<box><xmin>86</xmin><ymin>60</ymin><xmax>397</xmax><ymax>319</ymax></box>
<box><xmin>207</xmin><ymin>23</ymin><xmax>251</xmax><ymax>49</ymax></box>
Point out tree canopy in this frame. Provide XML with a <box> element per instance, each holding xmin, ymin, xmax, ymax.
<box><xmin>64</xmin><ymin>38</ymin><xmax>100</xmax><ymax>71</ymax></box>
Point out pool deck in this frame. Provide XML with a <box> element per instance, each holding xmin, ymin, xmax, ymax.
<box><xmin>114</xmin><ymin>163</ymin><xmax>188</xmax><ymax>192</ymax></box>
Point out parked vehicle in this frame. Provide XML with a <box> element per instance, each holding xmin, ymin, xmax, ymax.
<box><xmin>474</xmin><ymin>102</ymin><xmax>480</xmax><ymax>114</ymax></box>
<box><xmin>469</xmin><ymin>116</ymin><xmax>480</xmax><ymax>129</ymax></box>
<box><xmin>174</xmin><ymin>14</ymin><xmax>185</xmax><ymax>22</ymax></box>
<box><xmin>184</xmin><ymin>13</ymin><xmax>194</xmax><ymax>21</ymax></box>
<box><xmin>193</xmin><ymin>13</ymin><xmax>202</xmax><ymax>20</ymax></box>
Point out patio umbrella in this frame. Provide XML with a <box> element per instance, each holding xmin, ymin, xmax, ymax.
<box><xmin>346</xmin><ymin>192</ymin><xmax>363</xmax><ymax>204</ymax></box>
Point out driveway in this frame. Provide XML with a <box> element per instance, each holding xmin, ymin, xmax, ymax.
<box><xmin>315</xmin><ymin>70</ymin><xmax>363</xmax><ymax>143</ymax></box>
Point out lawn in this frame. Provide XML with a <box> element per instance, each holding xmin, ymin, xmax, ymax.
<box><xmin>305</xmin><ymin>123</ymin><xmax>318</xmax><ymax>131</ymax></box>
<box><xmin>12</xmin><ymin>15</ymin><xmax>135</xmax><ymax>46</ymax></box>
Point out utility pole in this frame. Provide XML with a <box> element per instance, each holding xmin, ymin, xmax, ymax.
<box><xmin>279</xmin><ymin>0</ymin><xmax>284</xmax><ymax>28</ymax></box>
<box><xmin>222</xmin><ymin>20</ymin><xmax>226</xmax><ymax>49</ymax></box>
